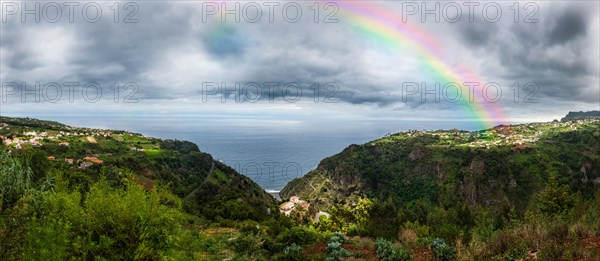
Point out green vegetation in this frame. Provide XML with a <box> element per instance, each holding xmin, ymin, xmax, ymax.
<box><xmin>325</xmin><ymin>232</ymin><xmax>353</xmax><ymax>261</ymax></box>
<box><xmin>1</xmin><ymin>115</ymin><xmax>599</xmax><ymax>260</ymax></box>
<box><xmin>375</xmin><ymin>238</ymin><xmax>411</xmax><ymax>261</ymax></box>
<box><xmin>283</xmin><ymin>118</ymin><xmax>600</xmax><ymax>259</ymax></box>
<box><xmin>430</xmin><ymin>238</ymin><xmax>456</xmax><ymax>261</ymax></box>
<box><xmin>0</xmin><ymin>153</ymin><xmax>33</xmax><ymax>210</ymax></box>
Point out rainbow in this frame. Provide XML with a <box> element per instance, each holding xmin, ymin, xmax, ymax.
<box><xmin>326</xmin><ymin>0</ymin><xmax>508</xmax><ymax>128</ymax></box>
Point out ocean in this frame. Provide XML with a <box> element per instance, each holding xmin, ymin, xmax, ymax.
<box><xmin>31</xmin><ymin>116</ymin><xmax>486</xmax><ymax>192</ymax></box>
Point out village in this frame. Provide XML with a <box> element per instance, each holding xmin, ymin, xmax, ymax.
<box><xmin>279</xmin><ymin>195</ymin><xmax>330</xmax><ymax>223</ymax></box>
<box><xmin>376</xmin><ymin>118</ymin><xmax>600</xmax><ymax>149</ymax></box>
<box><xmin>0</xmin><ymin>119</ymin><xmax>157</xmax><ymax>170</ymax></box>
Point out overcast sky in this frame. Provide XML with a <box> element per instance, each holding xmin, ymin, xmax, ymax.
<box><xmin>1</xmin><ymin>1</ymin><xmax>598</xmax><ymax>125</ymax></box>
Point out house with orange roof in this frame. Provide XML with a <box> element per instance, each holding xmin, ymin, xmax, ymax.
<box><xmin>290</xmin><ymin>196</ymin><xmax>299</xmax><ymax>203</ymax></box>
<box><xmin>83</xmin><ymin>156</ymin><xmax>103</xmax><ymax>164</ymax></box>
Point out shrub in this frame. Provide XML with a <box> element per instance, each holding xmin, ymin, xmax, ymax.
<box><xmin>375</xmin><ymin>238</ymin><xmax>411</xmax><ymax>261</ymax></box>
<box><xmin>503</xmin><ymin>243</ymin><xmax>528</xmax><ymax>261</ymax></box>
<box><xmin>375</xmin><ymin>238</ymin><xmax>395</xmax><ymax>259</ymax></box>
<box><xmin>239</xmin><ymin>220</ymin><xmax>261</xmax><ymax>234</ymax></box>
<box><xmin>275</xmin><ymin>226</ymin><xmax>321</xmax><ymax>246</ymax></box>
<box><xmin>580</xmin><ymin>192</ymin><xmax>600</xmax><ymax>234</ymax></box>
<box><xmin>23</xmin><ymin>217</ymin><xmax>69</xmax><ymax>260</ymax></box>
<box><xmin>19</xmin><ymin>179</ymin><xmax>184</xmax><ymax>260</ymax></box>
<box><xmin>330</xmin><ymin>231</ymin><xmax>346</xmax><ymax>244</ymax></box>
<box><xmin>431</xmin><ymin>238</ymin><xmax>456</xmax><ymax>261</ymax></box>
<box><xmin>325</xmin><ymin>241</ymin><xmax>352</xmax><ymax>261</ymax></box>
<box><xmin>272</xmin><ymin>243</ymin><xmax>305</xmax><ymax>261</ymax></box>
<box><xmin>232</xmin><ymin>232</ymin><xmax>266</xmax><ymax>259</ymax></box>
<box><xmin>325</xmin><ymin>232</ymin><xmax>352</xmax><ymax>261</ymax></box>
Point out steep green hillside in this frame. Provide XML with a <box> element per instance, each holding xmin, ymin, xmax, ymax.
<box><xmin>0</xmin><ymin>116</ymin><xmax>276</xmax><ymax>220</ymax></box>
<box><xmin>282</xmin><ymin>119</ymin><xmax>600</xmax><ymax>211</ymax></box>
<box><xmin>279</xmin><ymin>118</ymin><xmax>600</xmax><ymax>259</ymax></box>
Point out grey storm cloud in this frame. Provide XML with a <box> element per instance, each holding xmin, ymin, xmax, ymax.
<box><xmin>452</xmin><ymin>2</ymin><xmax>598</xmax><ymax>105</ymax></box>
<box><xmin>0</xmin><ymin>1</ymin><xmax>598</xmax><ymax>114</ymax></box>
<box><xmin>457</xmin><ymin>16</ymin><xmax>500</xmax><ymax>47</ymax></box>
<box><xmin>547</xmin><ymin>7</ymin><xmax>587</xmax><ymax>45</ymax></box>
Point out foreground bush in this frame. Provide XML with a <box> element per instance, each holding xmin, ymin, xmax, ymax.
<box><xmin>375</xmin><ymin>238</ymin><xmax>411</xmax><ymax>261</ymax></box>
<box><xmin>272</xmin><ymin>243</ymin><xmax>305</xmax><ymax>261</ymax></box>
<box><xmin>431</xmin><ymin>238</ymin><xmax>456</xmax><ymax>261</ymax></box>
<box><xmin>16</xmin><ymin>175</ymin><xmax>184</xmax><ymax>260</ymax></box>
<box><xmin>325</xmin><ymin>232</ymin><xmax>352</xmax><ymax>261</ymax></box>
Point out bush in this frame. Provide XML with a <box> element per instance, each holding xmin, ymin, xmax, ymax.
<box><xmin>272</xmin><ymin>243</ymin><xmax>304</xmax><ymax>261</ymax></box>
<box><xmin>18</xmin><ymin>179</ymin><xmax>184</xmax><ymax>260</ymax></box>
<box><xmin>23</xmin><ymin>217</ymin><xmax>69</xmax><ymax>260</ymax></box>
<box><xmin>330</xmin><ymin>231</ymin><xmax>346</xmax><ymax>244</ymax></box>
<box><xmin>325</xmin><ymin>241</ymin><xmax>352</xmax><ymax>261</ymax></box>
<box><xmin>275</xmin><ymin>226</ymin><xmax>322</xmax><ymax>246</ymax></box>
<box><xmin>503</xmin><ymin>243</ymin><xmax>528</xmax><ymax>261</ymax></box>
<box><xmin>325</xmin><ymin>232</ymin><xmax>352</xmax><ymax>261</ymax></box>
<box><xmin>232</xmin><ymin>232</ymin><xmax>266</xmax><ymax>259</ymax></box>
<box><xmin>431</xmin><ymin>238</ymin><xmax>456</xmax><ymax>261</ymax></box>
<box><xmin>239</xmin><ymin>220</ymin><xmax>262</xmax><ymax>234</ymax></box>
<box><xmin>375</xmin><ymin>238</ymin><xmax>411</xmax><ymax>261</ymax></box>
<box><xmin>375</xmin><ymin>238</ymin><xmax>395</xmax><ymax>259</ymax></box>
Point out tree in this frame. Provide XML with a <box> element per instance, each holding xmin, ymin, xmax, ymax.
<box><xmin>366</xmin><ymin>198</ymin><xmax>400</xmax><ymax>239</ymax></box>
<box><xmin>537</xmin><ymin>176</ymin><xmax>575</xmax><ymax>218</ymax></box>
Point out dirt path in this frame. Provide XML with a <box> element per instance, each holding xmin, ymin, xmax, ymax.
<box><xmin>184</xmin><ymin>161</ymin><xmax>215</xmax><ymax>201</ymax></box>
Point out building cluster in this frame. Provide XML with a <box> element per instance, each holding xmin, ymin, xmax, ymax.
<box><xmin>0</xmin><ymin>123</ymin><xmax>116</xmax><ymax>150</ymax></box>
<box><xmin>279</xmin><ymin>196</ymin><xmax>310</xmax><ymax>215</ymax></box>
<box><xmin>1</xmin><ymin>123</ymin><xmax>108</xmax><ymax>169</ymax></box>
<box><xmin>375</xmin><ymin>119</ymin><xmax>599</xmax><ymax>149</ymax></box>
<box><xmin>1</xmin><ymin>129</ymin><xmax>46</xmax><ymax>149</ymax></box>
<box><xmin>46</xmin><ymin>155</ymin><xmax>104</xmax><ymax>169</ymax></box>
